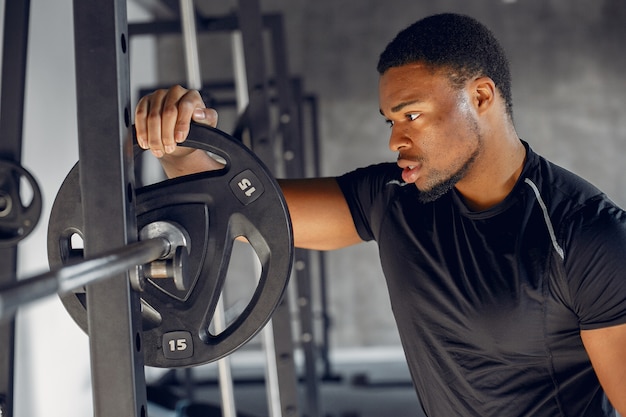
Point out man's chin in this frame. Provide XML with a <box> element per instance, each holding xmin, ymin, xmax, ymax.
<box><xmin>416</xmin><ymin>179</ymin><xmax>457</xmax><ymax>204</ymax></box>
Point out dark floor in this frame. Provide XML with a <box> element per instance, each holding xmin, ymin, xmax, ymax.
<box><xmin>146</xmin><ymin>347</ymin><xmax>426</xmax><ymax>417</ymax></box>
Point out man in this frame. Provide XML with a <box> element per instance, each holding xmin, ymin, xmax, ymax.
<box><xmin>134</xmin><ymin>13</ymin><xmax>626</xmax><ymax>417</ymax></box>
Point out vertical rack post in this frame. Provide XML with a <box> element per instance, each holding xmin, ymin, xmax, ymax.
<box><xmin>268</xmin><ymin>15</ymin><xmax>321</xmax><ymax>417</ymax></box>
<box><xmin>0</xmin><ymin>2</ymin><xmax>31</xmax><ymax>416</ymax></box>
<box><xmin>236</xmin><ymin>1</ymin><xmax>300</xmax><ymax>416</ymax></box>
<box><xmin>72</xmin><ymin>0</ymin><xmax>147</xmax><ymax>416</ymax></box>
<box><xmin>179</xmin><ymin>1</ymin><xmax>238</xmax><ymax>416</ymax></box>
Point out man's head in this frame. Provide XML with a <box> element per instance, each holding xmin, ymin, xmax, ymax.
<box><xmin>377</xmin><ymin>13</ymin><xmax>513</xmax><ymax>119</ymax></box>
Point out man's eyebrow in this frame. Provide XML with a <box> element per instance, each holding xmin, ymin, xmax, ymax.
<box><xmin>380</xmin><ymin>99</ymin><xmax>423</xmax><ymax>116</ymax></box>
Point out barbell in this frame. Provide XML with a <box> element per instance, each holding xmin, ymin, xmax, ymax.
<box><xmin>44</xmin><ymin>122</ymin><xmax>294</xmax><ymax>367</ymax></box>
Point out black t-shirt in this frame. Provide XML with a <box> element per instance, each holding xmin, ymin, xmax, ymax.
<box><xmin>336</xmin><ymin>142</ymin><xmax>626</xmax><ymax>416</ymax></box>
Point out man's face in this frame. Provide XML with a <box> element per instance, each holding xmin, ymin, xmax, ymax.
<box><xmin>378</xmin><ymin>63</ymin><xmax>483</xmax><ymax>202</ymax></box>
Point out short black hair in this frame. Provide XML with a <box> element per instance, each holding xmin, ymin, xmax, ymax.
<box><xmin>377</xmin><ymin>13</ymin><xmax>513</xmax><ymax>118</ymax></box>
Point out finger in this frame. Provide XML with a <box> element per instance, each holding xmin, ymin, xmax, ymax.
<box><xmin>160</xmin><ymin>86</ymin><xmax>194</xmax><ymax>155</ymax></box>
<box><xmin>191</xmin><ymin>107</ymin><xmax>219</xmax><ymax>128</ymax></box>
<box><xmin>170</xmin><ymin>89</ymin><xmax>207</xmax><ymax>150</ymax></box>
<box><xmin>145</xmin><ymin>88</ymin><xmax>170</xmax><ymax>158</ymax></box>
<box><xmin>134</xmin><ymin>95</ymin><xmax>150</xmax><ymax>149</ymax></box>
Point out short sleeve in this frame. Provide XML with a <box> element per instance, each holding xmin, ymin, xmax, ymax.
<box><xmin>335</xmin><ymin>163</ymin><xmax>402</xmax><ymax>242</ymax></box>
<box><xmin>563</xmin><ymin>199</ymin><xmax>626</xmax><ymax>329</ymax></box>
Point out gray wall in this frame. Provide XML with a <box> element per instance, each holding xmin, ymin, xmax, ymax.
<box><xmin>6</xmin><ymin>0</ymin><xmax>626</xmax><ymax>416</ymax></box>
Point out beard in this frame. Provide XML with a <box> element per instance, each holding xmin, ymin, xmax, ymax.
<box><xmin>416</xmin><ymin>117</ymin><xmax>482</xmax><ymax>204</ymax></box>
<box><xmin>416</xmin><ymin>147</ymin><xmax>479</xmax><ymax>203</ymax></box>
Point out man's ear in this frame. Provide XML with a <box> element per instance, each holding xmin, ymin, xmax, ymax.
<box><xmin>472</xmin><ymin>76</ymin><xmax>496</xmax><ymax>114</ymax></box>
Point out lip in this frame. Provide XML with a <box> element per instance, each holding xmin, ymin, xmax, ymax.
<box><xmin>397</xmin><ymin>158</ymin><xmax>421</xmax><ymax>184</ymax></box>
<box><xmin>401</xmin><ymin>165</ymin><xmax>421</xmax><ymax>184</ymax></box>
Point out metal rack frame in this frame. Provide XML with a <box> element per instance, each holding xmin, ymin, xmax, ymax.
<box><xmin>131</xmin><ymin>5</ymin><xmax>331</xmax><ymax>417</ymax></box>
<box><xmin>0</xmin><ymin>2</ymin><xmax>32</xmax><ymax>416</ymax></box>
<box><xmin>0</xmin><ymin>1</ymin><xmax>330</xmax><ymax>416</ymax></box>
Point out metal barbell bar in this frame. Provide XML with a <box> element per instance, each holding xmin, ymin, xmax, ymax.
<box><xmin>0</xmin><ymin>221</ymin><xmax>190</xmax><ymax>320</ymax></box>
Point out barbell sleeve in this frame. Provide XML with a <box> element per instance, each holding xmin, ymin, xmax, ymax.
<box><xmin>0</xmin><ymin>237</ymin><xmax>170</xmax><ymax>320</ymax></box>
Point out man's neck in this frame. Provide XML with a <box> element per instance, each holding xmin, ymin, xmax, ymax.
<box><xmin>455</xmin><ymin>134</ymin><xmax>526</xmax><ymax>211</ymax></box>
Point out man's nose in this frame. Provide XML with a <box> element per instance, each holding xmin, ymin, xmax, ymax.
<box><xmin>388</xmin><ymin>127</ymin><xmax>412</xmax><ymax>152</ymax></box>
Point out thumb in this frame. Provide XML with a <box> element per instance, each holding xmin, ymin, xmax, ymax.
<box><xmin>192</xmin><ymin>107</ymin><xmax>218</xmax><ymax>128</ymax></box>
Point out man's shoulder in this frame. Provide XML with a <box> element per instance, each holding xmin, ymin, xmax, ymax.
<box><xmin>524</xmin><ymin>145</ymin><xmax>607</xmax><ymax>211</ymax></box>
<box><xmin>525</xmin><ymin>145</ymin><xmax>625</xmax><ymax>238</ymax></box>
<box><xmin>343</xmin><ymin>161</ymin><xmax>400</xmax><ymax>176</ymax></box>
<box><xmin>337</xmin><ymin>162</ymin><xmax>404</xmax><ymax>190</ymax></box>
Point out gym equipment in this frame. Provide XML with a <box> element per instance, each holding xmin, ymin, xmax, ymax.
<box><xmin>131</xmin><ymin>8</ymin><xmax>326</xmax><ymax>416</ymax></box>
<box><xmin>47</xmin><ymin>123</ymin><xmax>294</xmax><ymax>367</ymax></box>
<box><xmin>0</xmin><ymin>1</ymin><xmax>32</xmax><ymax>415</ymax></box>
<box><xmin>0</xmin><ymin>235</ymin><xmax>170</xmax><ymax>320</ymax></box>
<box><xmin>1</xmin><ymin>0</ymin><xmax>313</xmax><ymax>415</ymax></box>
<box><xmin>179</xmin><ymin>1</ymin><xmax>238</xmax><ymax>415</ymax></box>
<box><xmin>0</xmin><ymin>160</ymin><xmax>42</xmax><ymax>248</ymax></box>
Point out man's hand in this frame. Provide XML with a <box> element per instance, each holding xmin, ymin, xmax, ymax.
<box><xmin>134</xmin><ymin>85</ymin><xmax>218</xmax><ymax>159</ymax></box>
<box><xmin>134</xmin><ymin>85</ymin><xmax>223</xmax><ymax>177</ymax></box>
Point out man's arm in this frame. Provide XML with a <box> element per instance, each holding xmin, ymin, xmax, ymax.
<box><xmin>580</xmin><ymin>323</ymin><xmax>626</xmax><ymax>415</ymax></box>
<box><xmin>279</xmin><ymin>177</ymin><xmax>362</xmax><ymax>250</ymax></box>
<box><xmin>134</xmin><ymin>85</ymin><xmax>363</xmax><ymax>251</ymax></box>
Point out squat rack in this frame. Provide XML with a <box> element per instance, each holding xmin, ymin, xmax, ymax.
<box><xmin>130</xmin><ymin>5</ymin><xmax>332</xmax><ymax>416</ymax></box>
<box><xmin>0</xmin><ymin>1</ymin><xmax>329</xmax><ymax>416</ymax></box>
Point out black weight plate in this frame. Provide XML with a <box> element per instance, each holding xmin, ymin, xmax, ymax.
<box><xmin>0</xmin><ymin>160</ymin><xmax>43</xmax><ymax>247</ymax></box>
<box><xmin>47</xmin><ymin>123</ymin><xmax>293</xmax><ymax>367</ymax></box>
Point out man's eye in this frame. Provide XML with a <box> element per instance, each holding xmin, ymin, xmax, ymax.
<box><xmin>385</xmin><ymin>119</ymin><xmax>394</xmax><ymax>128</ymax></box>
<box><xmin>407</xmin><ymin>113</ymin><xmax>420</xmax><ymax>121</ymax></box>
